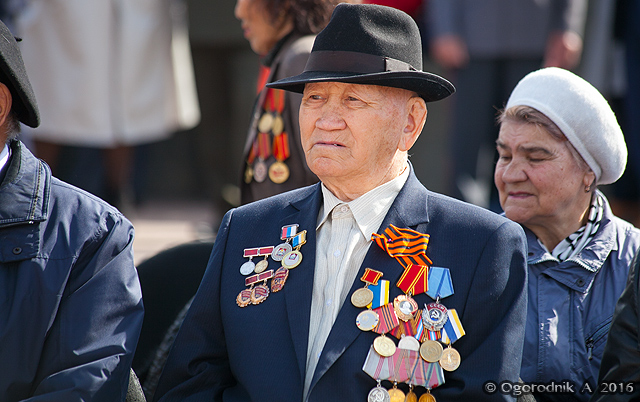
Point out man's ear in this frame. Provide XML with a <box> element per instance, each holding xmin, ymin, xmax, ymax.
<box><xmin>0</xmin><ymin>82</ymin><xmax>13</xmax><ymax>128</ymax></box>
<box><xmin>398</xmin><ymin>96</ymin><xmax>427</xmax><ymax>152</ymax></box>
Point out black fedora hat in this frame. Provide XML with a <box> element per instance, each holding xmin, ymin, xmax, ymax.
<box><xmin>267</xmin><ymin>3</ymin><xmax>455</xmax><ymax>102</ymax></box>
<box><xmin>0</xmin><ymin>19</ymin><xmax>39</xmax><ymax>128</ymax></box>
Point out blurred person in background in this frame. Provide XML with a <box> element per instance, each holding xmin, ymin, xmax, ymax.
<box><xmin>14</xmin><ymin>0</ymin><xmax>200</xmax><ymax>212</ymax></box>
<box><xmin>237</xmin><ymin>0</ymin><xmax>354</xmax><ymax>205</ymax></box>
<box><xmin>427</xmin><ymin>0</ymin><xmax>587</xmax><ymax>211</ymax></box>
<box><xmin>494</xmin><ymin>67</ymin><xmax>640</xmax><ymax>401</ymax></box>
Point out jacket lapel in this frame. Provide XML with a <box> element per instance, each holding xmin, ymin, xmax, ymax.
<box><xmin>308</xmin><ymin>171</ymin><xmax>430</xmax><ymax>391</ymax></box>
<box><xmin>279</xmin><ymin>184</ymin><xmax>323</xmax><ymax>381</ymax></box>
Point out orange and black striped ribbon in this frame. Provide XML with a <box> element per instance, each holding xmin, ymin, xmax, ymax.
<box><xmin>372</xmin><ymin>224</ymin><xmax>433</xmax><ymax>269</ymax></box>
<box><xmin>373</xmin><ymin>303</ymin><xmax>399</xmax><ymax>334</ymax></box>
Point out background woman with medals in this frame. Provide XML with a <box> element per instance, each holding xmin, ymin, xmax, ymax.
<box><xmin>494</xmin><ymin>67</ymin><xmax>640</xmax><ymax>401</ymax></box>
<box><xmin>236</xmin><ymin>0</ymin><xmax>352</xmax><ymax>204</ymax></box>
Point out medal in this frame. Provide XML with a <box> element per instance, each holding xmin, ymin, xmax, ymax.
<box><xmin>268</xmin><ymin>161</ymin><xmax>289</xmax><ymax>184</ymax></box>
<box><xmin>271</xmin><ymin>266</ymin><xmax>289</xmax><ymax>292</ymax></box>
<box><xmin>394</xmin><ymin>264</ymin><xmax>428</xmax><ymax>321</ymax></box>
<box><xmin>439</xmin><ymin>346</ymin><xmax>461</xmax><ymax>372</ymax></box>
<box><xmin>281</xmin><ymin>230</ymin><xmax>306</xmax><ymax>269</ymax></box>
<box><xmin>368</xmin><ymin>382</ymin><xmax>391</xmax><ymax>402</ymax></box>
<box><xmin>240</xmin><ymin>246</ymin><xmax>274</xmax><ymax>276</ymax></box>
<box><xmin>351</xmin><ymin>268</ymin><xmax>383</xmax><ymax>308</ymax></box>
<box><xmin>272</xmin><ymin>224</ymin><xmax>298</xmax><ymax>261</ymax></box>
<box><xmin>388</xmin><ymin>385</ymin><xmax>405</xmax><ymax>402</ymax></box>
<box><xmin>271</xmin><ymin>114</ymin><xmax>284</xmax><ymax>135</ymax></box>
<box><xmin>236</xmin><ymin>289</ymin><xmax>252</xmax><ymax>307</ymax></box>
<box><xmin>237</xmin><ymin>270</ymin><xmax>274</xmax><ymax>308</ymax></box>
<box><xmin>253</xmin><ymin>160</ymin><xmax>267</xmax><ymax>182</ymax></box>
<box><xmin>357</xmin><ymin>310</ymin><xmax>380</xmax><ymax>331</ymax></box>
<box><xmin>418</xmin><ymin>391</ymin><xmax>436</xmax><ymax>402</ymax></box>
<box><xmin>373</xmin><ymin>334</ymin><xmax>396</xmax><ymax>357</ymax></box>
<box><xmin>244</xmin><ymin>165</ymin><xmax>253</xmax><ymax>183</ymax></box>
<box><xmin>422</xmin><ymin>302</ymin><xmax>448</xmax><ymax>332</ymax></box>
<box><xmin>257</xmin><ymin>112</ymin><xmax>274</xmax><ymax>133</ymax></box>
<box><xmin>405</xmin><ymin>386</ymin><xmax>418</xmax><ymax>402</ymax></box>
<box><xmin>419</xmin><ymin>340</ymin><xmax>443</xmax><ymax>363</ymax></box>
<box><xmin>393</xmin><ymin>294</ymin><xmax>419</xmax><ymax>322</ymax></box>
<box><xmin>397</xmin><ymin>335</ymin><xmax>420</xmax><ymax>352</ymax></box>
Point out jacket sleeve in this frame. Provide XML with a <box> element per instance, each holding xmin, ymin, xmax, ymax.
<box><xmin>30</xmin><ymin>210</ymin><xmax>144</xmax><ymax>402</ymax></box>
<box><xmin>591</xmin><ymin>248</ymin><xmax>640</xmax><ymax>401</ymax></box>
<box><xmin>436</xmin><ymin>220</ymin><xmax>528</xmax><ymax>401</ymax></box>
<box><xmin>152</xmin><ymin>210</ymin><xmax>234</xmax><ymax>402</ymax></box>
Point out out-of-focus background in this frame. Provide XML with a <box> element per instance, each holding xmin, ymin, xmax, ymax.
<box><xmin>7</xmin><ymin>0</ymin><xmax>639</xmax><ymax>263</ymax></box>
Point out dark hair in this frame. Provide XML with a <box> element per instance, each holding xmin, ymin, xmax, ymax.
<box><xmin>5</xmin><ymin>110</ymin><xmax>20</xmax><ymax>142</ymax></box>
<box><xmin>263</xmin><ymin>0</ymin><xmax>344</xmax><ymax>35</ymax></box>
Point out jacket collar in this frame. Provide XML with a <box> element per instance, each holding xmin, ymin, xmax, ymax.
<box><xmin>0</xmin><ymin>140</ymin><xmax>50</xmax><ymax>226</ymax></box>
<box><xmin>525</xmin><ymin>191</ymin><xmax>618</xmax><ymax>292</ymax></box>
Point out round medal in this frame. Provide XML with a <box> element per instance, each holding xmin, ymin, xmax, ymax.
<box><xmin>351</xmin><ymin>287</ymin><xmax>374</xmax><ymax>308</ymax></box>
<box><xmin>258</xmin><ymin>112</ymin><xmax>274</xmax><ymax>133</ymax></box>
<box><xmin>393</xmin><ymin>294</ymin><xmax>418</xmax><ymax>321</ymax></box>
<box><xmin>373</xmin><ymin>335</ymin><xmax>397</xmax><ymax>357</ymax></box>
<box><xmin>240</xmin><ymin>260</ymin><xmax>256</xmax><ymax>275</ymax></box>
<box><xmin>271</xmin><ymin>266</ymin><xmax>289</xmax><ymax>292</ymax></box>
<box><xmin>420</xmin><ymin>340</ymin><xmax>444</xmax><ymax>362</ymax></box>
<box><xmin>236</xmin><ymin>289</ymin><xmax>252</xmax><ymax>307</ymax></box>
<box><xmin>368</xmin><ymin>386</ymin><xmax>390</xmax><ymax>402</ymax></box>
<box><xmin>356</xmin><ymin>310</ymin><xmax>379</xmax><ymax>331</ymax></box>
<box><xmin>397</xmin><ymin>335</ymin><xmax>420</xmax><ymax>351</ymax></box>
<box><xmin>388</xmin><ymin>387</ymin><xmax>405</xmax><ymax>402</ymax></box>
<box><xmin>271</xmin><ymin>114</ymin><xmax>284</xmax><ymax>135</ymax></box>
<box><xmin>250</xmin><ymin>284</ymin><xmax>270</xmax><ymax>305</ymax></box>
<box><xmin>406</xmin><ymin>390</ymin><xmax>418</xmax><ymax>402</ymax></box>
<box><xmin>254</xmin><ymin>259</ymin><xmax>269</xmax><ymax>274</ymax></box>
<box><xmin>244</xmin><ymin>165</ymin><xmax>253</xmax><ymax>183</ymax></box>
<box><xmin>419</xmin><ymin>392</ymin><xmax>436</xmax><ymax>402</ymax></box>
<box><xmin>253</xmin><ymin>160</ymin><xmax>268</xmax><ymax>183</ymax></box>
<box><xmin>439</xmin><ymin>347</ymin><xmax>461</xmax><ymax>371</ymax></box>
<box><xmin>281</xmin><ymin>250</ymin><xmax>302</xmax><ymax>269</ymax></box>
<box><xmin>268</xmin><ymin>161</ymin><xmax>290</xmax><ymax>184</ymax></box>
<box><xmin>422</xmin><ymin>302</ymin><xmax>448</xmax><ymax>331</ymax></box>
<box><xmin>271</xmin><ymin>243</ymin><xmax>293</xmax><ymax>261</ymax></box>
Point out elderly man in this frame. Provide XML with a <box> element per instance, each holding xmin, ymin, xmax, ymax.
<box><xmin>0</xmin><ymin>19</ymin><xmax>143</xmax><ymax>401</ymax></box>
<box><xmin>153</xmin><ymin>4</ymin><xmax>527</xmax><ymax>401</ymax></box>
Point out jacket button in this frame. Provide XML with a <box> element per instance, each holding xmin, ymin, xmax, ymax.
<box><xmin>12</xmin><ymin>247</ymin><xmax>22</xmax><ymax>255</ymax></box>
<box><xmin>576</xmin><ymin>278</ymin><xmax>585</xmax><ymax>287</ymax></box>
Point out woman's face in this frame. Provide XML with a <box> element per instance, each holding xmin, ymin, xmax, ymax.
<box><xmin>235</xmin><ymin>0</ymin><xmax>293</xmax><ymax>55</ymax></box>
<box><xmin>494</xmin><ymin>120</ymin><xmax>594</xmax><ymax>232</ymax></box>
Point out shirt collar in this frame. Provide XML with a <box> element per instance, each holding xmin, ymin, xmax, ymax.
<box><xmin>0</xmin><ymin>143</ymin><xmax>10</xmax><ymax>176</ymax></box>
<box><xmin>317</xmin><ymin>166</ymin><xmax>410</xmax><ymax>241</ymax></box>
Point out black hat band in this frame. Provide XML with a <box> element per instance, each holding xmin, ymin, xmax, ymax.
<box><xmin>303</xmin><ymin>50</ymin><xmax>417</xmax><ymax>75</ymax></box>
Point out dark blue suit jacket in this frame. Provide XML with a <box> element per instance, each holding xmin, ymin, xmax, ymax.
<box><xmin>154</xmin><ymin>170</ymin><xmax>527</xmax><ymax>401</ymax></box>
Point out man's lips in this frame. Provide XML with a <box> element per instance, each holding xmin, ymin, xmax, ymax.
<box><xmin>507</xmin><ymin>191</ymin><xmax>532</xmax><ymax>198</ymax></box>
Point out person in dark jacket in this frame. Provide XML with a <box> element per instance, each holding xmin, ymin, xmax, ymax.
<box><xmin>494</xmin><ymin>67</ymin><xmax>640</xmax><ymax>401</ymax></box>
<box><xmin>0</xmin><ymin>18</ymin><xmax>144</xmax><ymax>401</ymax></box>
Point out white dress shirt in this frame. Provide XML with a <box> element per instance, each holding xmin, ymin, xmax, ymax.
<box><xmin>303</xmin><ymin>166</ymin><xmax>409</xmax><ymax>398</ymax></box>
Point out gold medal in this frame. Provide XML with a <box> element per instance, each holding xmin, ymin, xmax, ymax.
<box><xmin>439</xmin><ymin>346</ymin><xmax>461</xmax><ymax>371</ymax></box>
<box><xmin>257</xmin><ymin>112</ymin><xmax>274</xmax><ymax>133</ymax></box>
<box><xmin>373</xmin><ymin>335</ymin><xmax>396</xmax><ymax>357</ymax></box>
<box><xmin>271</xmin><ymin>114</ymin><xmax>284</xmax><ymax>135</ymax></box>
<box><xmin>393</xmin><ymin>294</ymin><xmax>418</xmax><ymax>322</ymax></box>
<box><xmin>419</xmin><ymin>340</ymin><xmax>443</xmax><ymax>362</ymax></box>
<box><xmin>388</xmin><ymin>386</ymin><xmax>405</xmax><ymax>402</ymax></box>
<box><xmin>282</xmin><ymin>250</ymin><xmax>302</xmax><ymax>269</ymax></box>
<box><xmin>351</xmin><ymin>287</ymin><xmax>374</xmax><ymax>308</ymax></box>
<box><xmin>419</xmin><ymin>391</ymin><xmax>436</xmax><ymax>402</ymax></box>
<box><xmin>244</xmin><ymin>165</ymin><xmax>253</xmax><ymax>183</ymax></box>
<box><xmin>268</xmin><ymin>161</ymin><xmax>290</xmax><ymax>184</ymax></box>
<box><xmin>271</xmin><ymin>266</ymin><xmax>289</xmax><ymax>292</ymax></box>
<box><xmin>405</xmin><ymin>387</ymin><xmax>418</xmax><ymax>402</ymax></box>
<box><xmin>250</xmin><ymin>283</ymin><xmax>270</xmax><ymax>305</ymax></box>
<box><xmin>254</xmin><ymin>258</ymin><xmax>269</xmax><ymax>274</ymax></box>
<box><xmin>236</xmin><ymin>289</ymin><xmax>252</xmax><ymax>307</ymax></box>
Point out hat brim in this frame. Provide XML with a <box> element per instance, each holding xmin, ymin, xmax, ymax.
<box><xmin>267</xmin><ymin>70</ymin><xmax>455</xmax><ymax>102</ymax></box>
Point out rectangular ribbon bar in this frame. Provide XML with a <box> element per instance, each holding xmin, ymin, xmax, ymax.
<box><xmin>281</xmin><ymin>224</ymin><xmax>299</xmax><ymax>239</ymax></box>
<box><xmin>291</xmin><ymin>230</ymin><xmax>307</xmax><ymax>248</ymax></box>
<box><xmin>368</xmin><ymin>279</ymin><xmax>390</xmax><ymax>309</ymax></box>
<box><xmin>245</xmin><ymin>270</ymin><xmax>274</xmax><ymax>286</ymax></box>
<box><xmin>426</xmin><ymin>267</ymin><xmax>454</xmax><ymax>299</ymax></box>
<box><xmin>396</xmin><ymin>264</ymin><xmax>428</xmax><ymax>295</ymax></box>
<box><xmin>361</xmin><ymin>268</ymin><xmax>383</xmax><ymax>286</ymax></box>
<box><xmin>440</xmin><ymin>309</ymin><xmax>465</xmax><ymax>345</ymax></box>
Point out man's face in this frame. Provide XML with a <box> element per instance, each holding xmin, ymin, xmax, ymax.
<box><xmin>299</xmin><ymin>82</ymin><xmax>413</xmax><ymax>191</ymax></box>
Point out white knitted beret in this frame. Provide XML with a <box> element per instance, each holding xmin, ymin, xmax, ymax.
<box><xmin>506</xmin><ymin>67</ymin><xmax>627</xmax><ymax>185</ymax></box>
